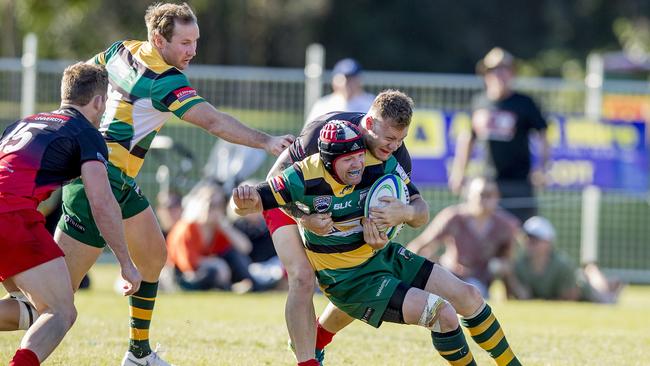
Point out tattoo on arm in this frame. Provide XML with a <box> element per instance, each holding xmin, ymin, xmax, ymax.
<box><xmin>282</xmin><ymin>203</ymin><xmax>307</xmax><ymax>218</ymax></box>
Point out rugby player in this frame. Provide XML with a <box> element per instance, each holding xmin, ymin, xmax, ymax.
<box><xmin>0</xmin><ymin>63</ymin><xmax>141</xmax><ymax>366</ymax></box>
<box><xmin>232</xmin><ymin>120</ymin><xmax>522</xmax><ymax>366</ymax></box>
<box><xmin>263</xmin><ymin>90</ymin><xmax>430</xmax><ymax>364</ymax></box>
<box><xmin>52</xmin><ymin>3</ymin><xmax>293</xmax><ymax>365</ymax></box>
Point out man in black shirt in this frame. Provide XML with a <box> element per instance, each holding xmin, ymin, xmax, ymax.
<box><xmin>449</xmin><ymin>47</ymin><xmax>550</xmax><ymax>222</ymax></box>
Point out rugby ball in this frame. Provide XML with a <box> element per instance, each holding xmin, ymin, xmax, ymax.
<box><xmin>364</xmin><ymin>174</ymin><xmax>410</xmax><ymax>240</ymax></box>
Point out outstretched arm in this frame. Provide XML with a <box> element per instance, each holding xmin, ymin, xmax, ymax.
<box><xmin>182</xmin><ymin>102</ymin><xmax>294</xmax><ymax>156</ymax></box>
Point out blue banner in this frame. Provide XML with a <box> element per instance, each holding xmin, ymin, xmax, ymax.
<box><xmin>404</xmin><ymin>110</ymin><xmax>648</xmax><ymax>192</ymax></box>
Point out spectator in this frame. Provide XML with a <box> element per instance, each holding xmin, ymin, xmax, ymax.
<box><xmin>407</xmin><ymin>177</ymin><xmax>520</xmax><ymax>298</ymax></box>
<box><xmin>305</xmin><ymin>58</ymin><xmax>375</xmax><ymax>122</ymax></box>
<box><xmin>225</xmin><ymin>180</ymin><xmax>276</xmax><ymax>264</ymax></box>
<box><xmin>229</xmin><ymin>184</ymin><xmax>286</xmax><ymax>290</ymax></box>
<box><xmin>166</xmin><ymin>183</ymin><xmax>259</xmax><ymax>292</ymax></box>
<box><xmin>508</xmin><ymin>216</ymin><xmax>624</xmax><ymax>303</ymax></box>
<box><xmin>449</xmin><ymin>47</ymin><xmax>551</xmax><ymax>223</ymax></box>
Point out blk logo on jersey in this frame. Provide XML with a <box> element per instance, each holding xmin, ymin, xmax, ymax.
<box><xmin>313</xmin><ymin>195</ymin><xmax>332</xmax><ymax>213</ymax></box>
<box><xmin>333</xmin><ymin>200</ymin><xmax>352</xmax><ymax>210</ymax></box>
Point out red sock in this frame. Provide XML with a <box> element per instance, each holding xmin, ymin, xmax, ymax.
<box><xmin>315</xmin><ymin>320</ymin><xmax>336</xmax><ymax>350</ymax></box>
<box><xmin>9</xmin><ymin>348</ymin><xmax>40</xmax><ymax>366</ymax></box>
<box><xmin>297</xmin><ymin>359</ymin><xmax>320</xmax><ymax>366</ymax></box>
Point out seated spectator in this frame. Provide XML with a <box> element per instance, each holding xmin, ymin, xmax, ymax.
<box><xmin>407</xmin><ymin>177</ymin><xmax>520</xmax><ymax>298</ymax></box>
<box><xmin>228</xmin><ymin>180</ymin><xmax>286</xmax><ymax>289</ymax></box>
<box><xmin>166</xmin><ymin>183</ymin><xmax>262</xmax><ymax>293</ymax></box>
<box><xmin>507</xmin><ymin>216</ymin><xmax>624</xmax><ymax>303</ymax></box>
<box><xmin>232</xmin><ymin>209</ymin><xmax>277</xmax><ymax>263</ymax></box>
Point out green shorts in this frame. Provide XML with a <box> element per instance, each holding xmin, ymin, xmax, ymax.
<box><xmin>320</xmin><ymin>242</ymin><xmax>430</xmax><ymax>328</ymax></box>
<box><xmin>57</xmin><ymin>169</ymin><xmax>149</xmax><ymax>248</ymax></box>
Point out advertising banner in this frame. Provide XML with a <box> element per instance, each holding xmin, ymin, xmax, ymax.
<box><xmin>405</xmin><ymin>110</ymin><xmax>647</xmax><ymax>192</ymax></box>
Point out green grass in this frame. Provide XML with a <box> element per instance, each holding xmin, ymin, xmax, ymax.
<box><xmin>2</xmin><ymin>264</ymin><xmax>649</xmax><ymax>365</ymax></box>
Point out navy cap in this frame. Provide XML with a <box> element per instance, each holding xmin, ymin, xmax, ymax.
<box><xmin>332</xmin><ymin>58</ymin><xmax>362</xmax><ymax>77</ymax></box>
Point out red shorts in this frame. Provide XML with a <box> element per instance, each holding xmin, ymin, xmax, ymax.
<box><xmin>0</xmin><ymin>209</ymin><xmax>64</xmax><ymax>281</ymax></box>
<box><xmin>262</xmin><ymin>208</ymin><xmax>297</xmax><ymax>235</ymax></box>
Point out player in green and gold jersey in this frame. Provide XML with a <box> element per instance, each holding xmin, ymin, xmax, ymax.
<box><xmin>52</xmin><ymin>3</ymin><xmax>293</xmax><ymax>366</ymax></box>
<box><xmin>232</xmin><ymin>121</ymin><xmax>522</xmax><ymax>366</ymax></box>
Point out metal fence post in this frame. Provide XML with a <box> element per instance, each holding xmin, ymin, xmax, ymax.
<box><xmin>580</xmin><ymin>185</ymin><xmax>601</xmax><ymax>264</ymax></box>
<box><xmin>304</xmin><ymin>43</ymin><xmax>324</xmax><ymax>122</ymax></box>
<box><xmin>21</xmin><ymin>33</ymin><xmax>37</xmax><ymax>118</ymax></box>
<box><xmin>585</xmin><ymin>52</ymin><xmax>603</xmax><ymax>120</ymax></box>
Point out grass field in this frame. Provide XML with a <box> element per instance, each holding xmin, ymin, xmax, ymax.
<box><xmin>1</xmin><ymin>264</ymin><xmax>649</xmax><ymax>365</ymax></box>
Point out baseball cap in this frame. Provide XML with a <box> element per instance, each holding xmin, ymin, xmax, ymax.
<box><xmin>476</xmin><ymin>47</ymin><xmax>514</xmax><ymax>74</ymax></box>
<box><xmin>523</xmin><ymin>216</ymin><xmax>556</xmax><ymax>242</ymax></box>
<box><xmin>333</xmin><ymin>58</ymin><xmax>362</xmax><ymax>77</ymax></box>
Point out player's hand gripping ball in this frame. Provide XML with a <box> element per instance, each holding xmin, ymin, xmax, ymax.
<box><xmin>364</xmin><ymin>174</ymin><xmax>410</xmax><ymax>240</ymax></box>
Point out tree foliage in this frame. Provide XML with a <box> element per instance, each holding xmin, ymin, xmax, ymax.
<box><xmin>0</xmin><ymin>0</ymin><xmax>649</xmax><ymax>76</ymax></box>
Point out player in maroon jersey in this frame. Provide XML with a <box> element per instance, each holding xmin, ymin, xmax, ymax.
<box><xmin>0</xmin><ymin>63</ymin><xmax>141</xmax><ymax>366</ymax></box>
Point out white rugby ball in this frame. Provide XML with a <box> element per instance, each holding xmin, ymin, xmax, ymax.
<box><xmin>364</xmin><ymin>174</ymin><xmax>410</xmax><ymax>240</ymax></box>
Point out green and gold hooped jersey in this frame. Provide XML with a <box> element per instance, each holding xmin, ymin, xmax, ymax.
<box><xmin>257</xmin><ymin>151</ymin><xmax>418</xmax><ymax>287</ymax></box>
<box><xmin>93</xmin><ymin>40</ymin><xmax>205</xmax><ymax>182</ymax></box>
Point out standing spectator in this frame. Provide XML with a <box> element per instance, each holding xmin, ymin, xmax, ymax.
<box><xmin>449</xmin><ymin>47</ymin><xmax>551</xmax><ymax>222</ymax></box>
<box><xmin>407</xmin><ymin>177</ymin><xmax>520</xmax><ymax>298</ymax></box>
<box><xmin>305</xmin><ymin>58</ymin><xmax>375</xmax><ymax>122</ymax></box>
<box><xmin>508</xmin><ymin>216</ymin><xmax>624</xmax><ymax>303</ymax></box>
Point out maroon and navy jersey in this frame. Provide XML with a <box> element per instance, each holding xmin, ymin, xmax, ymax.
<box><xmin>0</xmin><ymin>107</ymin><xmax>108</xmax><ymax>213</ymax></box>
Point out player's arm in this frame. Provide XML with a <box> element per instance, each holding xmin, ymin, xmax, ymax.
<box><xmin>448</xmin><ymin>128</ymin><xmax>475</xmax><ymax>194</ymax></box>
<box><xmin>182</xmin><ymin>102</ymin><xmax>294</xmax><ymax>156</ymax></box>
<box><xmin>371</xmin><ymin>193</ymin><xmax>429</xmax><ymax>229</ymax></box>
<box><xmin>370</xmin><ymin>162</ymin><xmax>429</xmax><ymax>230</ymax></box>
<box><xmin>403</xmin><ymin>194</ymin><xmax>429</xmax><ymax>227</ymax></box>
<box><xmin>406</xmin><ymin>209</ymin><xmax>450</xmax><ymax>258</ymax></box>
<box><xmin>81</xmin><ymin>161</ymin><xmax>141</xmax><ymax>295</ymax></box>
